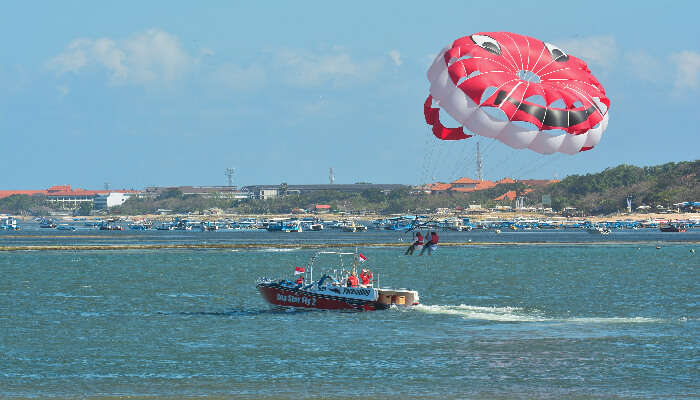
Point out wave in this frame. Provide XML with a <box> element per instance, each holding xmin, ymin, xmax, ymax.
<box><xmin>43</xmin><ymin>292</ymin><xmax>103</xmax><ymax>299</ymax></box>
<box><xmin>157</xmin><ymin>293</ymin><xmax>216</xmax><ymax>298</ymax></box>
<box><xmin>413</xmin><ymin>304</ymin><xmax>664</xmax><ymax>323</ymax></box>
<box><xmin>414</xmin><ymin>304</ymin><xmax>547</xmax><ymax>322</ymax></box>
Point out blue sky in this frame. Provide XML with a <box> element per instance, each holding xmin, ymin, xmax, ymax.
<box><xmin>1</xmin><ymin>1</ymin><xmax>698</xmax><ymax>189</ymax></box>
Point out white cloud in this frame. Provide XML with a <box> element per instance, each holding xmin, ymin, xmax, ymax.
<box><xmin>275</xmin><ymin>48</ymin><xmax>382</xmax><ymax>87</ymax></box>
<box><xmin>49</xmin><ymin>38</ymin><xmax>91</xmax><ymax>74</ymax></box>
<box><xmin>389</xmin><ymin>49</ymin><xmax>402</xmax><ymax>66</ymax></box>
<box><xmin>622</xmin><ymin>49</ymin><xmax>700</xmax><ymax>95</ymax></box>
<box><xmin>623</xmin><ymin>50</ymin><xmax>664</xmax><ymax>82</ymax></box>
<box><xmin>671</xmin><ymin>50</ymin><xmax>700</xmax><ymax>92</ymax></box>
<box><xmin>554</xmin><ymin>35</ymin><xmax>618</xmax><ymax>70</ymax></box>
<box><xmin>48</xmin><ymin>29</ymin><xmax>191</xmax><ymax>85</ymax></box>
<box><xmin>48</xmin><ymin>33</ymin><xmax>390</xmax><ymax>91</ymax></box>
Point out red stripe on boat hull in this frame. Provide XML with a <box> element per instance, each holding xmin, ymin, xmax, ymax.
<box><xmin>257</xmin><ymin>285</ymin><xmax>378</xmax><ymax>311</ymax></box>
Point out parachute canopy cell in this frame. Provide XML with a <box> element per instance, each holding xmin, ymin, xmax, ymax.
<box><xmin>426</xmin><ymin>31</ymin><xmax>610</xmax><ymax>154</ymax></box>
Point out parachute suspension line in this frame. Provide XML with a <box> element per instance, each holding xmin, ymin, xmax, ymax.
<box><xmin>420</xmin><ymin>132</ymin><xmax>438</xmax><ymax>186</ymax></box>
<box><xmin>422</xmin><ymin>128</ymin><xmax>475</xmax><ymax>186</ymax></box>
<box><xmin>486</xmin><ymin>146</ymin><xmax>521</xmax><ymax>180</ymax></box>
<box><xmin>445</xmin><ymin>139</ymin><xmax>476</xmax><ymax>183</ymax></box>
<box><xmin>508</xmin><ymin>153</ymin><xmax>563</xmax><ymax>181</ymax></box>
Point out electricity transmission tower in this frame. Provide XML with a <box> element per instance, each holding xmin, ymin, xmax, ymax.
<box><xmin>225</xmin><ymin>168</ymin><xmax>235</xmax><ymax>187</ymax></box>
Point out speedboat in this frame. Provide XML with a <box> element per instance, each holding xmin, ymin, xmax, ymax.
<box><xmin>256</xmin><ymin>251</ymin><xmax>419</xmax><ymax>311</ymax></box>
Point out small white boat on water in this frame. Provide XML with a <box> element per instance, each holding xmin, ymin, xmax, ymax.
<box><xmin>256</xmin><ymin>251</ymin><xmax>419</xmax><ymax>311</ymax></box>
<box><xmin>586</xmin><ymin>226</ymin><xmax>611</xmax><ymax>235</ymax></box>
<box><xmin>340</xmin><ymin>220</ymin><xmax>367</xmax><ymax>232</ymax></box>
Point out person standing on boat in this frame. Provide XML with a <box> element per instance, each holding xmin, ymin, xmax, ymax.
<box><xmin>360</xmin><ymin>268</ymin><xmax>373</xmax><ymax>286</ymax></box>
<box><xmin>346</xmin><ymin>271</ymin><xmax>359</xmax><ymax>287</ymax></box>
<box><xmin>420</xmin><ymin>231</ymin><xmax>439</xmax><ymax>256</ymax></box>
<box><xmin>405</xmin><ymin>231</ymin><xmax>424</xmax><ymax>255</ymax></box>
<box><xmin>296</xmin><ymin>275</ymin><xmax>304</xmax><ymax>285</ymax></box>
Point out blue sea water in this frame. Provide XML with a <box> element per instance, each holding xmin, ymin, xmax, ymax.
<box><xmin>0</xmin><ymin>227</ymin><xmax>698</xmax><ymax>398</ymax></box>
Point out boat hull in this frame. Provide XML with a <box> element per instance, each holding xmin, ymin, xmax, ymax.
<box><xmin>257</xmin><ymin>283</ymin><xmax>381</xmax><ymax>311</ymax></box>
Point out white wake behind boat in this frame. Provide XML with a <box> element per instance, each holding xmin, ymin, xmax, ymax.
<box><xmin>256</xmin><ymin>251</ymin><xmax>419</xmax><ymax>311</ymax></box>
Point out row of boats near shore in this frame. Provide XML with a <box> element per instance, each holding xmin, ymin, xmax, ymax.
<box><xmin>13</xmin><ymin>215</ymin><xmax>697</xmax><ymax>233</ymax></box>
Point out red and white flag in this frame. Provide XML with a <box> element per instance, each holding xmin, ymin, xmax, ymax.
<box><xmin>359</xmin><ymin>254</ymin><xmax>367</xmax><ymax>263</ymax></box>
<box><xmin>294</xmin><ymin>266</ymin><xmax>305</xmax><ymax>275</ymax></box>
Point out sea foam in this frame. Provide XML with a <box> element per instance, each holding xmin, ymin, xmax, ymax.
<box><xmin>413</xmin><ymin>304</ymin><xmax>664</xmax><ymax>323</ymax></box>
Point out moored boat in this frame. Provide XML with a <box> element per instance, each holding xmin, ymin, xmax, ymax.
<box><xmin>586</xmin><ymin>226</ymin><xmax>611</xmax><ymax>235</ymax></box>
<box><xmin>659</xmin><ymin>223</ymin><xmax>687</xmax><ymax>232</ymax></box>
<box><xmin>339</xmin><ymin>220</ymin><xmax>367</xmax><ymax>232</ymax></box>
<box><xmin>56</xmin><ymin>224</ymin><xmax>76</xmax><ymax>231</ymax></box>
<box><xmin>1</xmin><ymin>217</ymin><xmax>20</xmax><ymax>230</ymax></box>
<box><xmin>40</xmin><ymin>219</ymin><xmax>57</xmax><ymax>228</ymax></box>
<box><xmin>99</xmin><ymin>223</ymin><xmax>124</xmax><ymax>231</ymax></box>
<box><xmin>256</xmin><ymin>251</ymin><xmax>419</xmax><ymax>311</ymax></box>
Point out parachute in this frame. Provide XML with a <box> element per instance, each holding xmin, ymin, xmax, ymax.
<box><xmin>425</xmin><ymin>32</ymin><xmax>610</xmax><ymax>155</ymax></box>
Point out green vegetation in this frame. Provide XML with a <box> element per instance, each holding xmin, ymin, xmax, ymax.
<box><xmin>76</xmin><ymin>201</ymin><xmax>93</xmax><ymax>216</ymax></box>
<box><xmin>0</xmin><ymin>194</ymin><xmax>49</xmax><ymax>215</ymax></box>
<box><xmin>534</xmin><ymin>160</ymin><xmax>700</xmax><ymax>214</ymax></box>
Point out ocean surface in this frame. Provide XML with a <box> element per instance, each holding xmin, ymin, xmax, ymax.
<box><xmin>1</xmin><ymin>225</ymin><xmax>698</xmax><ymax>398</ymax></box>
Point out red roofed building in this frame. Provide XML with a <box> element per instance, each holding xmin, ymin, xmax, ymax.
<box><xmin>494</xmin><ymin>188</ymin><xmax>534</xmax><ymax>202</ymax></box>
<box><xmin>314</xmin><ymin>204</ymin><xmax>331</xmax><ymax>213</ymax></box>
<box><xmin>420</xmin><ymin>182</ymin><xmax>452</xmax><ymax>193</ymax></box>
<box><xmin>494</xmin><ymin>191</ymin><xmax>517</xmax><ymax>201</ymax></box>
<box><xmin>496</xmin><ymin>177</ymin><xmax>516</xmax><ymax>184</ymax></box>
<box><xmin>451</xmin><ymin>177</ymin><xmax>481</xmax><ymax>189</ymax></box>
<box><xmin>0</xmin><ymin>190</ymin><xmax>46</xmax><ymax>199</ymax></box>
<box><xmin>423</xmin><ymin>176</ymin><xmax>556</xmax><ymax>196</ymax></box>
<box><xmin>0</xmin><ymin>184</ymin><xmax>137</xmax><ymax>209</ymax></box>
<box><xmin>449</xmin><ymin>177</ymin><xmax>497</xmax><ymax>193</ymax></box>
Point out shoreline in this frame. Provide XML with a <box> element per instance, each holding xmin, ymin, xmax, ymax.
<box><xmin>1</xmin><ymin>240</ymin><xmax>698</xmax><ymax>252</ymax></box>
<box><xmin>18</xmin><ymin>212</ymin><xmax>699</xmax><ymax>223</ymax></box>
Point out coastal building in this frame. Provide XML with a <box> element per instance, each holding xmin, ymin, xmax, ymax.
<box><xmin>494</xmin><ymin>191</ymin><xmax>517</xmax><ymax>201</ymax></box>
<box><xmin>45</xmin><ymin>185</ymin><xmax>102</xmax><ymax>208</ymax></box>
<box><xmin>0</xmin><ymin>185</ymin><xmax>137</xmax><ymax>209</ymax></box>
<box><xmin>421</xmin><ymin>177</ymin><xmax>557</xmax><ymax>196</ymax></box>
<box><xmin>314</xmin><ymin>204</ymin><xmax>331</xmax><ymax>213</ymax></box>
<box><xmin>93</xmin><ymin>193</ymin><xmax>133</xmax><ymax>209</ymax></box>
<box><xmin>493</xmin><ymin>188</ymin><xmax>534</xmax><ymax>202</ymax></box>
<box><xmin>141</xmin><ymin>186</ymin><xmax>251</xmax><ymax>199</ymax></box>
<box><xmin>243</xmin><ymin>184</ymin><xmax>406</xmax><ymax>199</ymax></box>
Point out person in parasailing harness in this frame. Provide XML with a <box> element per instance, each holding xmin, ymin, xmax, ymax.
<box><xmin>346</xmin><ymin>271</ymin><xmax>359</xmax><ymax>287</ymax></box>
<box><xmin>405</xmin><ymin>231</ymin><xmax>424</xmax><ymax>255</ymax></box>
<box><xmin>419</xmin><ymin>231</ymin><xmax>439</xmax><ymax>256</ymax></box>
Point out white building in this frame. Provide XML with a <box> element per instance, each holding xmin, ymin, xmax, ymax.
<box><xmin>93</xmin><ymin>193</ymin><xmax>133</xmax><ymax>209</ymax></box>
